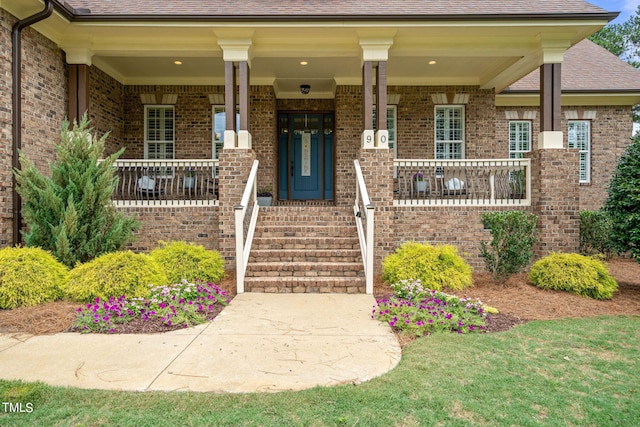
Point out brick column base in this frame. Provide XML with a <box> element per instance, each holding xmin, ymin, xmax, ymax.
<box><xmin>528</xmin><ymin>149</ymin><xmax>580</xmax><ymax>258</ymax></box>
<box><xmin>218</xmin><ymin>149</ymin><xmax>256</xmax><ymax>265</ymax></box>
<box><xmin>358</xmin><ymin>149</ymin><xmax>394</xmax><ymax>273</ymax></box>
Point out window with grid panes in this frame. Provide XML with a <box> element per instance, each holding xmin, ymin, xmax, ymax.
<box><xmin>508</xmin><ymin>121</ymin><xmax>532</xmax><ymax>158</ymax></box>
<box><xmin>435</xmin><ymin>106</ymin><xmax>464</xmax><ymax>159</ymax></box>
<box><xmin>144</xmin><ymin>105</ymin><xmax>174</xmax><ymax>160</ymax></box>
<box><xmin>568</xmin><ymin>120</ymin><xmax>591</xmax><ymax>183</ymax></box>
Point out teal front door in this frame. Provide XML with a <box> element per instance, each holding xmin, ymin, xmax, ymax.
<box><xmin>278</xmin><ymin>113</ymin><xmax>334</xmax><ymax>201</ymax></box>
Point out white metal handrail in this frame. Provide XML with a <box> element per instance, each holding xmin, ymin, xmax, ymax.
<box><xmin>394</xmin><ymin>158</ymin><xmax>531</xmax><ymax>206</ymax></box>
<box><xmin>353</xmin><ymin>159</ymin><xmax>374</xmax><ymax>294</ymax></box>
<box><xmin>235</xmin><ymin>159</ymin><xmax>260</xmax><ymax>294</ymax></box>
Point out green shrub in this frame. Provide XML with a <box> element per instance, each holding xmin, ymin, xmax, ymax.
<box><xmin>0</xmin><ymin>247</ymin><xmax>68</xmax><ymax>309</ymax></box>
<box><xmin>382</xmin><ymin>242</ymin><xmax>472</xmax><ymax>291</ymax></box>
<box><xmin>63</xmin><ymin>251</ymin><xmax>167</xmax><ymax>302</ymax></box>
<box><xmin>604</xmin><ymin>134</ymin><xmax>640</xmax><ymax>262</ymax></box>
<box><xmin>15</xmin><ymin>115</ymin><xmax>138</xmax><ymax>268</ymax></box>
<box><xmin>480</xmin><ymin>211</ymin><xmax>537</xmax><ymax>283</ymax></box>
<box><xmin>529</xmin><ymin>252</ymin><xmax>618</xmax><ymax>300</ymax></box>
<box><xmin>579</xmin><ymin>210</ymin><xmax>614</xmax><ymax>257</ymax></box>
<box><xmin>150</xmin><ymin>241</ymin><xmax>225</xmax><ymax>284</ymax></box>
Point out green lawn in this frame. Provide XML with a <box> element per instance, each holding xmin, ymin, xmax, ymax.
<box><xmin>1</xmin><ymin>316</ymin><xmax>638</xmax><ymax>426</ymax></box>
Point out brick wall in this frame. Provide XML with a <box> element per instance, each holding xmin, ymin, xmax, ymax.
<box><xmin>388</xmin><ymin>205</ymin><xmax>534</xmax><ymax>270</ymax></box>
<box><xmin>118</xmin><ymin>205</ymin><xmax>219</xmax><ymax>253</ymax></box>
<box><xmin>528</xmin><ymin>148</ymin><xmax>580</xmax><ymax>257</ymax></box>
<box><xmin>496</xmin><ymin>105</ymin><xmax>634</xmax><ymax>210</ymax></box>
<box><xmin>0</xmin><ymin>9</ymin><xmax>67</xmax><ymax>246</ymax></box>
<box><xmin>0</xmin><ymin>9</ymin><xmax>13</xmax><ymax>246</ymax></box>
<box><xmin>217</xmin><ymin>149</ymin><xmax>257</xmax><ymax>264</ymax></box>
<box><xmin>392</xmin><ymin>86</ymin><xmax>497</xmax><ymax>159</ymax></box>
<box><xmin>89</xmin><ymin>66</ymin><xmax>124</xmax><ymax>156</ymax></box>
<box><xmin>335</xmin><ymin>86</ymin><xmax>362</xmax><ymax>206</ymax></box>
<box><xmin>121</xmin><ymin>85</ymin><xmax>225</xmax><ymax>159</ymax></box>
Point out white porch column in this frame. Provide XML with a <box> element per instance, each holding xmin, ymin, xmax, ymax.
<box><xmin>359</xmin><ymin>34</ymin><xmax>394</xmax><ymax>149</ymax></box>
<box><xmin>538</xmin><ymin>40</ymin><xmax>568</xmax><ymax>149</ymax></box>
<box><xmin>217</xmin><ymin>34</ymin><xmax>253</xmax><ymax>149</ymax></box>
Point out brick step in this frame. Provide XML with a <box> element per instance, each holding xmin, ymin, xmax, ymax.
<box><xmin>251</xmin><ymin>236</ymin><xmax>360</xmax><ymax>250</ymax></box>
<box><xmin>256</xmin><ymin>217</ymin><xmax>356</xmax><ymax>227</ymax></box>
<box><xmin>244</xmin><ymin>276</ymin><xmax>366</xmax><ymax>293</ymax></box>
<box><xmin>249</xmin><ymin>248</ymin><xmax>362</xmax><ymax>263</ymax></box>
<box><xmin>245</xmin><ymin>261</ymin><xmax>364</xmax><ymax>277</ymax></box>
<box><xmin>257</xmin><ymin>207</ymin><xmax>355</xmax><ymax>225</ymax></box>
<box><xmin>254</xmin><ymin>225</ymin><xmax>356</xmax><ymax>238</ymax></box>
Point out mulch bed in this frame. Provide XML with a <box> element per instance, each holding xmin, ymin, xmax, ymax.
<box><xmin>1</xmin><ymin>258</ymin><xmax>639</xmax><ymax>336</ymax></box>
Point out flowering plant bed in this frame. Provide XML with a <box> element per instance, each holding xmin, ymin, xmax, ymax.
<box><xmin>373</xmin><ymin>279</ymin><xmax>492</xmax><ymax>336</ymax></box>
<box><xmin>71</xmin><ymin>280</ymin><xmax>231</xmax><ymax>334</ymax></box>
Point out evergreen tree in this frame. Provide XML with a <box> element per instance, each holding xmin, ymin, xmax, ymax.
<box><xmin>590</xmin><ymin>5</ymin><xmax>640</xmax><ymax>123</ymax></box>
<box><xmin>604</xmin><ymin>133</ymin><xmax>640</xmax><ymax>262</ymax></box>
<box><xmin>15</xmin><ymin>115</ymin><xmax>138</xmax><ymax>267</ymax></box>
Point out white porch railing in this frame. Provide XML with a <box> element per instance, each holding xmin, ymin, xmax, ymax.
<box><xmin>394</xmin><ymin>159</ymin><xmax>531</xmax><ymax>206</ymax></box>
<box><xmin>235</xmin><ymin>160</ymin><xmax>260</xmax><ymax>294</ymax></box>
<box><xmin>353</xmin><ymin>160</ymin><xmax>374</xmax><ymax>295</ymax></box>
<box><xmin>110</xmin><ymin>159</ymin><xmax>218</xmax><ymax>207</ymax></box>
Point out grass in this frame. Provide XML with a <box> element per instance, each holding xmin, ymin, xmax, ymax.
<box><xmin>1</xmin><ymin>316</ymin><xmax>638</xmax><ymax>426</ymax></box>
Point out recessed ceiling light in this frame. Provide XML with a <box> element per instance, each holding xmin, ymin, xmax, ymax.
<box><xmin>300</xmin><ymin>61</ymin><xmax>308</xmax><ymax>65</ymax></box>
<box><xmin>174</xmin><ymin>60</ymin><xmax>183</xmax><ymax>65</ymax></box>
<box><xmin>428</xmin><ymin>60</ymin><xmax>437</xmax><ymax>65</ymax></box>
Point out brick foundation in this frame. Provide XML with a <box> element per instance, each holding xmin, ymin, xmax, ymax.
<box><xmin>217</xmin><ymin>148</ymin><xmax>257</xmax><ymax>264</ymax></box>
<box><xmin>119</xmin><ymin>205</ymin><xmax>219</xmax><ymax>252</ymax></box>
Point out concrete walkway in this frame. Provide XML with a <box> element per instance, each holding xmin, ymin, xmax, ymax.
<box><xmin>0</xmin><ymin>294</ymin><xmax>401</xmax><ymax>393</ymax></box>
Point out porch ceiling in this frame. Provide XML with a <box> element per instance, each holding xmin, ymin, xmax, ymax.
<box><xmin>21</xmin><ymin>5</ymin><xmax>612</xmax><ymax>94</ymax></box>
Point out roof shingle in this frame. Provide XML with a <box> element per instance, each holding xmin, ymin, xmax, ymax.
<box><xmin>507</xmin><ymin>39</ymin><xmax>640</xmax><ymax>92</ymax></box>
<box><xmin>61</xmin><ymin>0</ymin><xmax>610</xmax><ymax>18</ymax></box>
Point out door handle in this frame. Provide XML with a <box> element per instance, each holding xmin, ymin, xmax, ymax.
<box><xmin>291</xmin><ymin>161</ymin><xmax>294</xmax><ymax>177</ymax></box>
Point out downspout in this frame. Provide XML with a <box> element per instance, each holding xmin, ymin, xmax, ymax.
<box><xmin>11</xmin><ymin>0</ymin><xmax>54</xmax><ymax>245</ymax></box>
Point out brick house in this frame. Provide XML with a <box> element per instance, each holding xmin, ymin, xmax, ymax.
<box><xmin>2</xmin><ymin>0</ymin><xmax>640</xmax><ymax>293</ymax></box>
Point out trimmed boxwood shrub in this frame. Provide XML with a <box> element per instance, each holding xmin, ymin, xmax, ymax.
<box><xmin>150</xmin><ymin>241</ymin><xmax>225</xmax><ymax>284</ymax></box>
<box><xmin>63</xmin><ymin>251</ymin><xmax>167</xmax><ymax>302</ymax></box>
<box><xmin>382</xmin><ymin>242</ymin><xmax>472</xmax><ymax>291</ymax></box>
<box><xmin>529</xmin><ymin>252</ymin><xmax>618</xmax><ymax>300</ymax></box>
<box><xmin>0</xmin><ymin>247</ymin><xmax>68</xmax><ymax>309</ymax></box>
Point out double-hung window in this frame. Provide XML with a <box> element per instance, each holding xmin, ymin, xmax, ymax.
<box><xmin>435</xmin><ymin>106</ymin><xmax>464</xmax><ymax>159</ymax></box>
<box><xmin>212</xmin><ymin>105</ymin><xmax>240</xmax><ymax>161</ymax></box>
<box><xmin>568</xmin><ymin>120</ymin><xmax>591</xmax><ymax>183</ymax></box>
<box><xmin>144</xmin><ymin>105</ymin><xmax>175</xmax><ymax>160</ymax></box>
<box><xmin>508</xmin><ymin>121</ymin><xmax>532</xmax><ymax>158</ymax></box>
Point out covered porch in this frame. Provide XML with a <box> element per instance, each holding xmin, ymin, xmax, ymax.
<box><xmin>27</xmin><ymin>2</ymin><xmax>613</xmax><ymax>279</ymax></box>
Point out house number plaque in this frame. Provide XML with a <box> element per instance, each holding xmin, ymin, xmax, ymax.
<box><xmin>301</xmin><ymin>132</ymin><xmax>311</xmax><ymax>176</ymax></box>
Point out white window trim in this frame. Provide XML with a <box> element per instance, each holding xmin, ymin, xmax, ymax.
<box><xmin>508</xmin><ymin>120</ymin><xmax>532</xmax><ymax>159</ymax></box>
<box><xmin>568</xmin><ymin>120</ymin><xmax>591</xmax><ymax>184</ymax></box>
<box><xmin>434</xmin><ymin>105</ymin><xmax>465</xmax><ymax>159</ymax></box>
<box><xmin>144</xmin><ymin>105</ymin><xmax>175</xmax><ymax>160</ymax></box>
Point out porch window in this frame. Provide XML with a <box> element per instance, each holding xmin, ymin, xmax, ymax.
<box><xmin>144</xmin><ymin>105</ymin><xmax>174</xmax><ymax>160</ymax></box>
<box><xmin>435</xmin><ymin>106</ymin><xmax>465</xmax><ymax>159</ymax></box>
<box><xmin>568</xmin><ymin>120</ymin><xmax>591</xmax><ymax>183</ymax></box>
<box><xmin>508</xmin><ymin>121</ymin><xmax>532</xmax><ymax>158</ymax></box>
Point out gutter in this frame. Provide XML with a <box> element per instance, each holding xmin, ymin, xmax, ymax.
<box><xmin>12</xmin><ymin>0</ymin><xmax>54</xmax><ymax>246</ymax></box>
<box><xmin>61</xmin><ymin>12</ymin><xmax>620</xmax><ymax>24</ymax></box>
